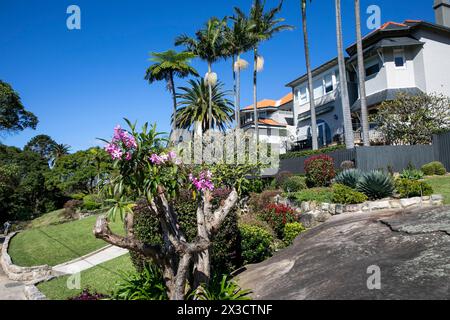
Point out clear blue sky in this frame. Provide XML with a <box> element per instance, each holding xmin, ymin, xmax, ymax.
<box><xmin>0</xmin><ymin>0</ymin><xmax>435</xmax><ymax>151</ymax></box>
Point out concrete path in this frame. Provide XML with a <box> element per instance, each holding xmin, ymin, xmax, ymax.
<box><xmin>53</xmin><ymin>245</ymin><xmax>129</xmax><ymax>275</ymax></box>
<box><xmin>0</xmin><ymin>257</ymin><xmax>25</xmax><ymax>300</ymax></box>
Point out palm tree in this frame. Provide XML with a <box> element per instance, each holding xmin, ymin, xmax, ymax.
<box><xmin>175</xmin><ymin>78</ymin><xmax>234</xmax><ymax>133</ymax></box>
<box><xmin>145</xmin><ymin>50</ymin><xmax>199</xmax><ymax>141</ymax></box>
<box><xmin>249</xmin><ymin>0</ymin><xmax>293</xmax><ymax>143</ymax></box>
<box><xmin>223</xmin><ymin>10</ymin><xmax>255</xmax><ymax>129</ymax></box>
<box><xmin>51</xmin><ymin>143</ymin><xmax>70</xmax><ymax>166</ymax></box>
<box><xmin>175</xmin><ymin>18</ymin><xmax>227</xmax><ymax>132</ymax></box>
<box><xmin>354</xmin><ymin>0</ymin><xmax>370</xmax><ymax>146</ymax></box>
<box><xmin>300</xmin><ymin>0</ymin><xmax>318</xmax><ymax>150</ymax></box>
<box><xmin>335</xmin><ymin>0</ymin><xmax>355</xmax><ymax>149</ymax></box>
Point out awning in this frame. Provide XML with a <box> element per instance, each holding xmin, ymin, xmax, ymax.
<box><xmin>298</xmin><ymin>102</ymin><xmax>335</xmax><ymax>122</ymax></box>
<box><xmin>351</xmin><ymin>87</ymin><xmax>423</xmax><ymax>112</ymax></box>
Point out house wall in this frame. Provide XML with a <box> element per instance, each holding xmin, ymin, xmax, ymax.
<box><xmin>359</xmin><ymin>55</ymin><xmax>388</xmax><ymax>96</ymax></box>
<box><xmin>383</xmin><ymin>47</ymin><xmax>417</xmax><ymax>89</ymax></box>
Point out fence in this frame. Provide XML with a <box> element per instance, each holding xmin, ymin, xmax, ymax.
<box><xmin>277</xmin><ymin>132</ymin><xmax>450</xmax><ymax>175</ymax></box>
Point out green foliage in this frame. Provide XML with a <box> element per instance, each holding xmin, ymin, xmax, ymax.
<box><xmin>259</xmin><ymin>203</ymin><xmax>298</xmax><ymax>239</ymax></box>
<box><xmin>304</xmin><ymin>155</ymin><xmax>335</xmax><ymax>187</ymax></box>
<box><xmin>0</xmin><ymin>80</ymin><xmax>38</xmax><ymax>133</ymax></box>
<box><xmin>372</xmin><ymin>93</ymin><xmax>450</xmax><ymax>145</ymax></box>
<box><xmin>332</xmin><ymin>184</ymin><xmax>368</xmax><ymax>204</ymax></box>
<box><xmin>283</xmin><ymin>222</ymin><xmax>306</xmax><ymax>246</ymax></box>
<box><xmin>421</xmin><ymin>162</ymin><xmax>447</xmax><ymax>176</ymax></box>
<box><xmin>356</xmin><ymin>171</ymin><xmax>395</xmax><ymax>200</ymax></box>
<box><xmin>208</xmin><ymin>162</ymin><xmax>261</xmax><ymax>196</ymax></box>
<box><xmin>82</xmin><ymin>194</ymin><xmax>102</xmax><ymax>211</ymax></box>
<box><xmin>280</xmin><ymin>145</ymin><xmax>346</xmax><ymax>160</ymax></box>
<box><xmin>239</xmin><ymin>224</ymin><xmax>273</xmax><ymax>265</ymax></box>
<box><xmin>274</xmin><ymin>171</ymin><xmax>293</xmax><ymax>189</ymax></box>
<box><xmin>400</xmin><ymin>168</ymin><xmax>425</xmax><ymax>180</ymax></box>
<box><xmin>248</xmin><ymin>190</ymin><xmax>281</xmax><ymax>213</ymax></box>
<box><xmin>145</xmin><ymin>50</ymin><xmax>198</xmax><ymax>85</ymax></box>
<box><xmin>24</xmin><ymin>135</ymin><xmax>57</xmax><ymax>161</ymax></box>
<box><xmin>114</xmin><ymin>264</ymin><xmax>167</xmax><ymax>300</ymax></box>
<box><xmin>282</xmin><ymin>176</ymin><xmax>307</xmax><ymax>193</ymax></box>
<box><xmin>192</xmin><ymin>275</ymin><xmax>252</xmax><ymax>301</ymax></box>
<box><xmin>291</xmin><ymin>188</ymin><xmax>334</xmax><ymax>204</ymax></box>
<box><xmin>335</xmin><ymin>169</ymin><xmax>363</xmax><ymax>189</ymax></box>
<box><xmin>395</xmin><ymin>179</ymin><xmax>434</xmax><ymax>198</ymax></box>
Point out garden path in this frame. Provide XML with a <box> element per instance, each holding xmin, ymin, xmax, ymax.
<box><xmin>0</xmin><ymin>261</ymin><xmax>26</xmax><ymax>300</ymax></box>
<box><xmin>52</xmin><ymin>245</ymin><xmax>128</xmax><ymax>275</ymax></box>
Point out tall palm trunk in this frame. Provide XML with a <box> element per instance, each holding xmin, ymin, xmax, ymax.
<box><xmin>236</xmin><ymin>54</ymin><xmax>241</xmax><ymax>129</ymax></box>
<box><xmin>169</xmin><ymin>71</ymin><xmax>178</xmax><ymax>143</ymax></box>
<box><xmin>355</xmin><ymin>0</ymin><xmax>370</xmax><ymax>146</ymax></box>
<box><xmin>253</xmin><ymin>47</ymin><xmax>259</xmax><ymax>144</ymax></box>
<box><xmin>232</xmin><ymin>55</ymin><xmax>239</xmax><ymax>129</ymax></box>
<box><xmin>207</xmin><ymin>62</ymin><xmax>213</xmax><ymax>132</ymax></box>
<box><xmin>335</xmin><ymin>0</ymin><xmax>355</xmax><ymax>149</ymax></box>
<box><xmin>301</xmin><ymin>1</ymin><xmax>318</xmax><ymax>150</ymax></box>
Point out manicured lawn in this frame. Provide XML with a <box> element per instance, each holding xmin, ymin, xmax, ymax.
<box><xmin>425</xmin><ymin>175</ymin><xmax>450</xmax><ymax>205</ymax></box>
<box><xmin>37</xmin><ymin>254</ymin><xmax>134</xmax><ymax>300</ymax></box>
<box><xmin>25</xmin><ymin>209</ymin><xmax>68</xmax><ymax>229</ymax></box>
<box><xmin>8</xmin><ymin>214</ymin><xmax>125</xmax><ymax>267</ymax></box>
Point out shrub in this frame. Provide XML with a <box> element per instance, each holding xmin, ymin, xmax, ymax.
<box><xmin>304</xmin><ymin>155</ymin><xmax>335</xmax><ymax>187</ymax></box>
<box><xmin>400</xmin><ymin>168</ymin><xmax>424</xmax><ymax>180</ymax></box>
<box><xmin>421</xmin><ymin>162</ymin><xmax>447</xmax><ymax>176</ymax></box>
<box><xmin>69</xmin><ymin>289</ymin><xmax>108</xmax><ymax>300</ymax></box>
<box><xmin>332</xmin><ymin>184</ymin><xmax>368</xmax><ymax>204</ymax></box>
<box><xmin>395</xmin><ymin>179</ymin><xmax>434</xmax><ymax>198</ymax></box>
<box><xmin>239</xmin><ymin>224</ymin><xmax>274</xmax><ymax>265</ymax></box>
<box><xmin>274</xmin><ymin>171</ymin><xmax>294</xmax><ymax>189</ymax></box>
<box><xmin>292</xmin><ymin>188</ymin><xmax>334</xmax><ymax>204</ymax></box>
<box><xmin>335</xmin><ymin>169</ymin><xmax>363</xmax><ymax>189</ymax></box>
<box><xmin>191</xmin><ymin>275</ymin><xmax>252</xmax><ymax>300</ymax></box>
<box><xmin>130</xmin><ymin>190</ymin><xmax>241</xmax><ymax>275</ymax></box>
<box><xmin>82</xmin><ymin>195</ymin><xmax>102</xmax><ymax>211</ymax></box>
<box><xmin>340</xmin><ymin>160</ymin><xmax>355</xmax><ymax>170</ymax></box>
<box><xmin>63</xmin><ymin>200</ymin><xmax>83</xmax><ymax>219</ymax></box>
<box><xmin>282</xmin><ymin>176</ymin><xmax>307</xmax><ymax>193</ymax></box>
<box><xmin>356</xmin><ymin>171</ymin><xmax>395</xmax><ymax>200</ymax></box>
<box><xmin>259</xmin><ymin>203</ymin><xmax>299</xmax><ymax>239</ymax></box>
<box><xmin>114</xmin><ymin>264</ymin><xmax>168</xmax><ymax>300</ymax></box>
<box><xmin>69</xmin><ymin>193</ymin><xmax>86</xmax><ymax>201</ymax></box>
<box><xmin>248</xmin><ymin>190</ymin><xmax>281</xmax><ymax>214</ymax></box>
<box><xmin>281</xmin><ymin>145</ymin><xmax>346</xmax><ymax>160</ymax></box>
<box><xmin>283</xmin><ymin>222</ymin><xmax>306</xmax><ymax>246</ymax></box>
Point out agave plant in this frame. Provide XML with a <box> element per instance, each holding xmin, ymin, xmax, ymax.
<box><xmin>191</xmin><ymin>275</ymin><xmax>252</xmax><ymax>300</ymax></box>
<box><xmin>335</xmin><ymin>169</ymin><xmax>363</xmax><ymax>189</ymax></box>
<box><xmin>356</xmin><ymin>171</ymin><xmax>395</xmax><ymax>200</ymax></box>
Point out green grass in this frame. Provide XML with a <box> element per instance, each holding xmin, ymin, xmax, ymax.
<box><xmin>25</xmin><ymin>209</ymin><xmax>69</xmax><ymax>229</ymax></box>
<box><xmin>425</xmin><ymin>175</ymin><xmax>450</xmax><ymax>205</ymax></box>
<box><xmin>289</xmin><ymin>187</ymin><xmax>334</xmax><ymax>204</ymax></box>
<box><xmin>8</xmin><ymin>214</ymin><xmax>125</xmax><ymax>267</ymax></box>
<box><xmin>37</xmin><ymin>254</ymin><xmax>134</xmax><ymax>300</ymax></box>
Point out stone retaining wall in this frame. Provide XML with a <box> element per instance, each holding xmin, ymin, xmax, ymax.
<box><xmin>0</xmin><ymin>232</ymin><xmax>53</xmax><ymax>283</ymax></box>
<box><xmin>277</xmin><ymin>195</ymin><xmax>444</xmax><ymax>228</ymax></box>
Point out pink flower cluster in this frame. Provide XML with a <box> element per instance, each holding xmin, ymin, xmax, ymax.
<box><xmin>149</xmin><ymin>151</ymin><xmax>178</xmax><ymax>165</ymax></box>
<box><xmin>189</xmin><ymin>171</ymin><xmax>214</xmax><ymax>192</ymax></box>
<box><xmin>105</xmin><ymin>125</ymin><xmax>137</xmax><ymax>161</ymax></box>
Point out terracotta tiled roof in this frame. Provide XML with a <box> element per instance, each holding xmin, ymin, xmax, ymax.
<box><xmin>243</xmin><ymin>92</ymin><xmax>293</xmax><ymax>111</ymax></box>
<box><xmin>258</xmin><ymin>119</ymin><xmax>286</xmax><ymax>127</ymax></box>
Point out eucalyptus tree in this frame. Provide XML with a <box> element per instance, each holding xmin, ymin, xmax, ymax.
<box><xmin>354</xmin><ymin>0</ymin><xmax>370</xmax><ymax>146</ymax></box>
<box><xmin>145</xmin><ymin>50</ymin><xmax>199</xmax><ymax>139</ymax></box>
<box><xmin>249</xmin><ymin>0</ymin><xmax>293</xmax><ymax>143</ymax></box>
<box><xmin>300</xmin><ymin>0</ymin><xmax>318</xmax><ymax>150</ymax></box>
<box><xmin>176</xmin><ymin>78</ymin><xmax>234</xmax><ymax>133</ymax></box>
<box><xmin>335</xmin><ymin>0</ymin><xmax>355</xmax><ymax>149</ymax></box>
<box><xmin>175</xmin><ymin>18</ymin><xmax>228</xmax><ymax>132</ymax></box>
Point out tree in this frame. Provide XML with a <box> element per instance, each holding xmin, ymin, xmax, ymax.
<box><xmin>145</xmin><ymin>50</ymin><xmax>199</xmax><ymax>140</ymax></box>
<box><xmin>95</xmin><ymin>122</ymin><xmax>249</xmax><ymax>299</ymax></box>
<box><xmin>0</xmin><ymin>80</ymin><xmax>38</xmax><ymax>134</ymax></box>
<box><xmin>176</xmin><ymin>78</ymin><xmax>234</xmax><ymax>133</ymax></box>
<box><xmin>223</xmin><ymin>10</ymin><xmax>255</xmax><ymax>129</ymax></box>
<box><xmin>250</xmin><ymin>0</ymin><xmax>293</xmax><ymax>143</ymax></box>
<box><xmin>51</xmin><ymin>143</ymin><xmax>71</xmax><ymax>167</ymax></box>
<box><xmin>175</xmin><ymin>18</ymin><xmax>228</xmax><ymax>132</ymax></box>
<box><xmin>300</xmin><ymin>0</ymin><xmax>319</xmax><ymax>150</ymax></box>
<box><xmin>335</xmin><ymin>0</ymin><xmax>355</xmax><ymax>149</ymax></box>
<box><xmin>24</xmin><ymin>135</ymin><xmax>57</xmax><ymax>162</ymax></box>
<box><xmin>372</xmin><ymin>93</ymin><xmax>450</xmax><ymax>145</ymax></box>
<box><xmin>354</xmin><ymin>0</ymin><xmax>370</xmax><ymax>146</ymax></box>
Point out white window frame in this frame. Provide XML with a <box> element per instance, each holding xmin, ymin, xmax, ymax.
<box><xmin>323</xmin><ymin>73</ymin><xmax>334</xmax><ymax>94</ymax></box>
<box><xmin>393</xmin><ymin>48</ymin><xmax>406</xmax><ymax>69</ymax></box>
<box><xmin>298</xmin><ymin>86</ymin><xmax>309</xmax><ymax>104</ymax></box>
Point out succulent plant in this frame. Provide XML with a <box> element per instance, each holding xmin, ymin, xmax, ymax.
<box><xmin>335</xmin><ymin>169</ymin><xmax>363</xmax><ymax>189</ymax></box>
<box><xmin>356</xmin><ymin>171</ymin><xmax>395</xmax><ymax>200</ymax></box>
<box><xmin>400</xmin><ymin>168</ymin><xmax>424</xmax><ymax>181</ymax></box>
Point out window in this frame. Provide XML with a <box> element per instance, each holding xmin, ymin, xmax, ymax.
<box><xmin>394</xmin><ymin>49</ymin><xmax>406</xmax><ymax>68</ymax></box>
<box><xmin>267</xmin><ymin>128</ymin><xmax>272</xmax><ymax>136</ymax></box>
<box><xmin>313</xmin><ymin>79</ymin><xmax>323</xmax><ymax>98</ymax></box>
<box><xmin>259</xmin><ymin>111</ymin><xmax>267</xmax><ymax>119</ymax></box>
<box><xmin>286</xmin><ymin>118</ymin><xmax>294</xmax><ymax>126</ymax></box>
<box><xmin>324</xmin><ymin>74</ymin><xmax>334</xmax><ymax>93</ymax></box>
<box><xmin>299</xmin><ymin>86</ymin><xmax>308</xmax><ymax>104</ymax></box>
<box><xmin>365</xmin><ymin>63</ymin><xmax>380</xmax><ymax>77</ymax></box>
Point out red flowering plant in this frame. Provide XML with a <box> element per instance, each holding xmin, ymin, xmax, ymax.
<box><xmin>304</xmin><ymin>155</ymin><xmax>336</xmax><ymax>187</ymax></box>
<box><xmin>260</xmin><ymin>203</ymin><xmax>300</xmax><ymax>239</ymax></box>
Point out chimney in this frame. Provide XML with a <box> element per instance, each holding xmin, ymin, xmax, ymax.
<box><xmin>434</xmin><ymin>0</ymin><xmax>450</xmax><ymax>28</ymax></box>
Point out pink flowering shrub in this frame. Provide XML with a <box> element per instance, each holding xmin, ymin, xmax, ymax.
<box><xmin>189</xmin><ymin>171</ymin><xmax>214</xmax><ymax>192</ymax></box>
<box><xmin>104</xmin><ymin>125</ymin><xmax>137</xmax><ymax>161</ymax></box>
